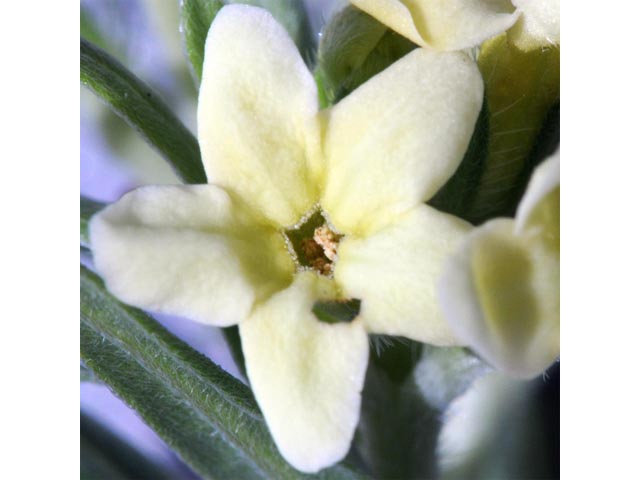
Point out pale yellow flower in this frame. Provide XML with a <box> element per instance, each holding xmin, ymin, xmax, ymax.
<box><xmin>350</xmin><ymin>0</ymin><xmax>520</xmax><ymax>51</ymax></box>
<box><xmin>350</xmin><ymin>0</ymin><xmax>559</xmax><ymax>52</ymax></box>
<box><xmin>90</xmin><ymin>4</ymin><xmax>484</xmax><ymax>472</ymax></box>
<box><xmin>438</xmin><ymin>151</ymin><xmax>559</xmax><ymax>378</ymax></box>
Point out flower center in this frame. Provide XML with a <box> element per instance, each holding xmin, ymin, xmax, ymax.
<box><xmin>283</xmin><ymin>207</ymin><xmax>343</xmax><ymax>277</ymax></box>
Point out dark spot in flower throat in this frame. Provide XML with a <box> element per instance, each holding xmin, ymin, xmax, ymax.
<box><xmin>284</xmin><ymin>210</ymin><xmax>343</xmax><ymax>276</ymax></box>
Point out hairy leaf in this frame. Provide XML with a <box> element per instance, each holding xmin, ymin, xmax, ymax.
<box><xmin>80</xmin><ymin>266</ymin><xmax>364</xmax><ymax>479</ymax></box>
<box><xmin>222</xmin><ymin>326</ymin><xmax>247</xmax><ymax>379</ymax></box>
<box><xmin>80</xmin><ymin>38</ymin><xmax>206</xmax><ymax>184</ymax></box>
<box><xmin>181</xmin><ymin>0</ymin><xmax>225</xmax><ymax>81</ymax></box>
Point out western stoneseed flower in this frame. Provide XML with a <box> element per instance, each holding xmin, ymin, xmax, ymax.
<box><xmin>350</xmin><ymin>0</ymin><xmax>520</xmax><ymax>51</ymax></box>
<box><xmin>90</xmin><ymin>4</ymin><xmax>483</xmax><ymax>472</ymax></box>
<box><xmin>438</xmin><ymin>151</ymin><xmax>559</xmax><ymax>378</ymax></box>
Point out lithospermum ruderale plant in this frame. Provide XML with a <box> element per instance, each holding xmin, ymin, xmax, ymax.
<box><xmin>80</xmin><ymin>0</ymin><xmax>560</xmax><ymax>477</ymax></box>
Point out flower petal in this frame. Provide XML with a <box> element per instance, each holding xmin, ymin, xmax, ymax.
<box><xmin>90</xmin><ymin>185</ymin><xmax>294</xmax><ymax>327</ymax></box>
<box><xmin>510</xmin><ymin>0</ymin><xmax>560</xmax><ymax>51</ymax></box>
<box><xmin>239</xmin><ymin>272</ymin><xmax>369</xmax><ymax>473</ymax></box>
<box><xmin>350</xmin><ymin>0</ymin><xmax>425</xmax><ymax>47</ymax></box>
<box><xmin>198</xmin><ymin>5</ymin><xmax>321</xmax><ymax>227</ymax></box>
<box><xmin>515</xmin><ymin>149</ymin><xmax>560</xmax><ymax>241</ymax></box>
<box><xmin>351</xmin><ymin>0</ymin><xmax>519</xmax><ymax>51</ymax></box>
<box><xmin>335</xmin><ymin>205</ymin><xmax>471</xmax><ymax>345</ymax></box>
<box><xmin>322</xmin><ymin>48</ymin><xmax>483</xmax><ymax>236</ymax></box>
<box><xmin>439</xmin><ymin>219</ymin><xmax>559</xmax><ymax>378</ymax></box>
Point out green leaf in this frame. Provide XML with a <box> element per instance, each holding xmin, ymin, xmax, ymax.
<box><xmin>312</xmin><ymin>299</ymin><xmax>361</xmax><ymax>324</ymax></box>
<box><xmin>81</xmin><ymin>265</ymin><xmax>364</xmax><ymax>479</ymax></box>
<box><xmin>181</xmin><ymin>0</ymin><xmax>225</xmax><ymax>82</ymax></box>
<box><xmin>81</xmin><ymin>413</ymin><xmax>172</xmax><ymax>480</ymax></box>
<box><xmin>466</xmin><ymin>35</ymin><xmax>560</xmax><ymax>223</ymax></box>
<box><xmin>428</xmin><ymin>99</ymin><xmax>490</xmax><ymax>224</ymax></box>
<box><xmin>315</xmin><ymin>6</ymin><xmax>416</xmax><ymax>105</ymax></box>
<box><xmin>412</xmin><ymin>346</ymin><xmax>490</xmax><ymax>411</ymax></box>
<box><xmin>221</xmin><ymin>325</ymin><xmax>247</xmax><ymax>378</ymax></box>
<box><xmin>500</xmin><ymin>102</ymin><xmax>560</xmax><ymax>219</ymax></box>
<box><xmin>80</xmin><ymin>38</ymin><xmax>206</xmax><ymax>184</ymax></box>
<box><xmin>467</xmin><ymin>101</ymin><xmax>560</xmax><ymax>224</ymax></box>
<box><xmin>81</xmin><ymin>196</ymin><xmax>105</xmax><ymax>248</ymax></box>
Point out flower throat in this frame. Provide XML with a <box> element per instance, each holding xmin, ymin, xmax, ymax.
<box><xmin>283</xmin><ymin>208</ymin><xmax>343</xmax><ymax>277</ymax></box>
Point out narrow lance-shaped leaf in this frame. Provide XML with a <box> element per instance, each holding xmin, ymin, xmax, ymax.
<box><xmin>222</xmin><ymin>325</ymin><xmax>247</xmax><ymax>379</ymax></box>
<box><xmin>80</xmin><ymin>266</ymin><xmax>365</xmax><ymax>480</ymax></box>
<box><xmin>181</xmin><ymin>0</ymin><xmax>225</xmax><ymax>81</ymax></box>
<box><xmin>80</xmin><ymin>38</ymin><xmax>207</xmax><ymax>184</ymax></box>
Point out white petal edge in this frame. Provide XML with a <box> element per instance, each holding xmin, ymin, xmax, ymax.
<box><xmin>198</xmin><ymin>5</ymin><xmax>321</xmax><ymax>227</ymax></box>
<box><xmin>438</xmin><ymin>219</ymin><xmax>559</xmax><ymax>378</ymax></box>
<box><xmin>335</xmin><ymin>204</ymin><xmax>471</xmax><ymax>346</ymax></box>
<box><xmin>351</xmin><ymin>0</ymin><xmax>519</xmax><ymax>51</ymax></box>
<box><xmin>239</xmin><ymin>272</ymin><xmax>369</xmax><ymax>473</ymax></box>
<box><xmin>90</xmin><ymin>185</ymin><xmax>293</xmax><ymax>327</ymax></box>
<box><xmin>322</xmin><ymin>48</ymin><xmax>483</xmax><ymax>236</ymax></box>
<box><xmin>510</xmin><ymin>0</ymin><xmax>560</xmax><ymax>51</ymax></box>
<box><xmin>515</xmin><ymin>148</ymin><xmax>560</xmax><ymax>234</ymax></box>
